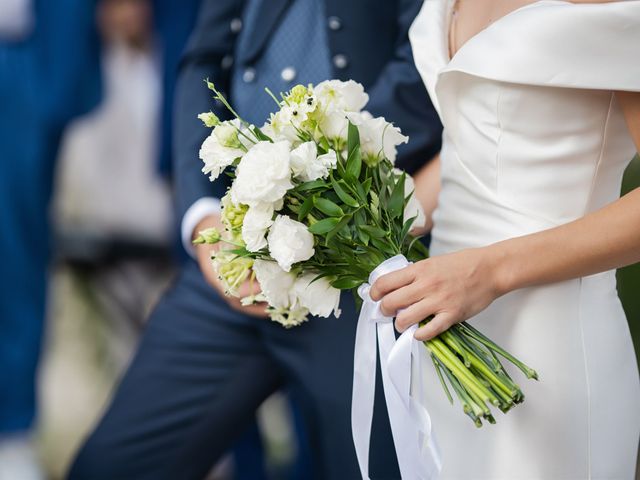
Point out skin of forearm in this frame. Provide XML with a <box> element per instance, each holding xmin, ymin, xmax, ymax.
<box><xmin>491</xmin><ymin>186</ymin><xmax>640</xmax><ymax>295</ymax></box>
<box><xmin>412</xmin><ymin>154</ymin><xmax>441</xmax><ymax>233</ymax></box>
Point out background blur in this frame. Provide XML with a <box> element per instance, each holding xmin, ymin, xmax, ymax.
<box><xmin>0</xmin><ymin>1</ymin><xmax>638</xmax><ymax>479</ymax></box>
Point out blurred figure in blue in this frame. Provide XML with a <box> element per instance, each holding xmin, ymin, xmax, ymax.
<box><xmin>0</xmin><ymin>0</ymin><xmax>100</xmax><ymax>478</ymax></box>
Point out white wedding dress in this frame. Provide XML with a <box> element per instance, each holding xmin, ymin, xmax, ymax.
<box><xmin>409</xmin><ymin>1</ymin><xmax>640</xmax><ymax>478</ymax></box>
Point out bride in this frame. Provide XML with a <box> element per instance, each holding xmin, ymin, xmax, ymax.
<box><xmin>370</xmin><ymin>0</ymin><xmax>640</xmax><ymax>478</ymax></box>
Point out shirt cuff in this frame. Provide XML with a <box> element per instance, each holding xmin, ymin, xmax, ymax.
<box><xmin>0</xmin><ymin>0</ymin><xmax>33</xmax><ymax>39</ymax></box>
<box><xmin>181</xmin><ymin>197</ymin><xmax>221</xmax><ymax>258</ymax></box>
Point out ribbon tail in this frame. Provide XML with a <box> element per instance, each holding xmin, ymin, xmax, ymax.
<box><xmin>351</xmin><ymin>287</ymin><xmax>379</xmax><ymax>480</ymax></box>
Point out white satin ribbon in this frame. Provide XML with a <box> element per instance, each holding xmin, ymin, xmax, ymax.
<box><xmin>352</xmin><ymin>254</ymin><xmax>442</xmax><ymax>479</ymax></box>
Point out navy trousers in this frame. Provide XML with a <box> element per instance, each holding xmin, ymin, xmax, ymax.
<box><xmin>68</xmin><ymin>261</ymin><xmax>400</xmax><ymax>479</ymax></box>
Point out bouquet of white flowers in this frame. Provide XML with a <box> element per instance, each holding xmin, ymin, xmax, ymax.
<box><xmin>194</xmin><ymin>79</ymin><xmax>537</xmax><ymax>431</ymax></box>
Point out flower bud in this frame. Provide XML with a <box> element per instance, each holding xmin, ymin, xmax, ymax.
<box><xmin>214</xmin><ymin>122</ymin><xmax>243</xmax><ymax>149</ymax></box>
<box><xmin>193</xmin><ymin>227</ymin><xmax>221</xmax><ymax>245</ymax></box>
<box><xmin>198</xmin><ymin>112</ymin><xmax>221</xmax><ymax>128</ymax></box>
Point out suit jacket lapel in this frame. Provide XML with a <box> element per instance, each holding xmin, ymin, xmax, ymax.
<box><xmin>241</xmin><ymin>0</ymin><xmax>293</xmax><ymax>65</ymax></box>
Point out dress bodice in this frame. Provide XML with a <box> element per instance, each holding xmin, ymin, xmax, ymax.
<box><xmin>409</xmin><ymin>0</ymin><xmax>640</xmax><ymax>252</ymax></box>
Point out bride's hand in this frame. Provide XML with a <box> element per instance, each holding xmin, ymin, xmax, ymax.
<box><xmin>369</xmin><ymin>247</ymin><xmax>505</xmax><ymax>341</ymax></box>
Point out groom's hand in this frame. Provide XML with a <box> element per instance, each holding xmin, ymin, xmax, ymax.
<box><xmin>194</xmin><ymin>214</ymin><xmax>269</xmax><ymax>318</ymax></box>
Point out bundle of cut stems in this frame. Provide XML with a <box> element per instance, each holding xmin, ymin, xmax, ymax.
<box><xmin>424</xmin><ymin>321</ymin><xmax>538</xmax><ymax>427</ymax></box>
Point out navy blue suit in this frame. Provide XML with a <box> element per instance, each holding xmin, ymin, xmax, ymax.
<box><xmin>0</xmin><ymin>0</ymin><xmax>100</xmax><ymax>434</ymax></box>
<box><xmin>69</xmin><ymin>1</ymin><xmax>442</xmax><ymax>479</ymax></box>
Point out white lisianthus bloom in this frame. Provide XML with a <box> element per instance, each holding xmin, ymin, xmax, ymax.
<box><xmin>317</xmin><ymin>109</ymin><xmax>349</xmax><ymax>140</ymax></box>
<box><xmin>268</xmin><ymin>305</ymin><xmax>310</xmax><ymax>328</ymax></box>
<box><xmin>267</xmin><ymin>215</ymin><xmax>315</xmax><ymax>272</ymax></box>
<box><xmin>231</xmin><ymin>141</ymin><xmax>293</xmax><ymax>207</ymax></box>
<box><xmin>241</xmin><ymin>203</ymin><xmax>274</xmax><ymax>252</ymax></box>
<box><xmin>289</xmin><ymin>143</ymin><xmax>338</xmax><ymax>182</ymax></box>
<box><xmin>346</xmin><ymin>111</ymin><xmax>408</xmax><ymax>164</ymax></box>
<box><xmin>314</xmin><ymin>79</ymin><xmax>369</xmax><ymax>112</ymax></box>
<box><xmin>268</xmin><ymin>110</ymin><xmax>300</xmax><ymax>143</ymax></box>
<box><xmin>289</xmin><ymin>142</ymin><xmax>317</xmax><ymax>178</ymax></box>
<box><xmin>403</xmin><ymin>173</ymin><xmax>427</xmax><ymax>229</ymax></box>
<box><xmin>252</xmin><ymin>259</ymin><xmax>296</xmax><ymax>309</ymax></box>
<box><xmin>293</xmin><ymin>273</ymin><xmax>341</xmax><ymax>318</ymax></box>
<box><xmin>199</xmin><ymin>128</ymin><xmax>245</xmax><ymax>181</ymax></box>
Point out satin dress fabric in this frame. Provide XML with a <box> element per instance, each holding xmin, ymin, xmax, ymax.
<box><xmin>409</xmin><ymin>1</ymin><xmax>640</xmax><ymax>478</ymax></box>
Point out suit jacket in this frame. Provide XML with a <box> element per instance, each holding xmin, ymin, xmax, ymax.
<box><xmin>173</xmin><ymin>0</ymin><xmax>442</xmax><ymax>229</ymax></box>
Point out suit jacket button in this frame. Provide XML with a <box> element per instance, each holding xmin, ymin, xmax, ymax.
<box><xmin>333</xmin><ymin>54</ymin><xmax>349</xmax><ymax>70</ymax></box>
<box><xmin>281</xmin><ymin>66</ymin><xmax>297</xmax><ymax>83</ymax></box>
<box><xmin>242</xmin><ymin>68</ymin><xmax>256</xmax><ymax>83</ymax></box>
<box><xmin>221</xmin><ymin>55</ymin><xmax>234</xmax><ymax>70</ymax></box>
<box><xmin>230</xmin><ymin>18</ymin><xmax>243</xmax><ymax>33</ymax></box>
<box><xmin>328</xmin><ymin>16</ymin><xmax>342</xmax><ymax>31</ymax></box>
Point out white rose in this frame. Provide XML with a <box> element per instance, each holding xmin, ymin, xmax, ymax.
<box><xmin>231</xmin><ymin>141</ymin><xmax>293</xmax><ymax>207</ymax></box>
<box><xmin>403</xmin><ymin>173</ymin><xmax>426</xmax><ymax>229</ymax></box>
<box><xmin>267</xmin><ymin>215</ymin><xmax>315</xmax><ymax>272</ymax></box>
<box><xmin>252</xmin><ymin>259</ymin><xmax>296</xmax><ymax>309</ymax></box>
<box><xmin>314</xmin><ymin>79</ymin><xmax>369</xmax><ymax>112</ymax></box>
<box><xmin>290</xmin><ymin>143</ymin><xmax>338</xmax><ymax>182</ymax></box>
<box><xmin>346</xmin><ymin>111</ymin><xmax>409</xmax><ymax>163</ymax></box>
<box><xmin>293</xmin><ymin>273</ymin><xmax>341</xmax><ymax>318</ymax></box>
<box><xmin>199</xmin><ymin>130</ymin><xmax>244</xmax><ymax>181</ymax></box>
<box><xmin>241</xmin><ymin>203</ymin><xmax>274</xmax><ymax>252</ymax></box>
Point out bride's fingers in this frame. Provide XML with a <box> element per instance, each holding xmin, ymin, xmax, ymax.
<box><xmin>379</xmin><ymin>282</ymin><xmax>424</xmax><ymax>317</ymax></box>
<box><xmin>395</xmin><ymin>298</ymin><xmax>439</xmax><ymax>332</ymax></box>
<box><xmin>414</xmin><ymin>312</ymin><xmax>455</xmax><ymax>341</ymax></box>
<box><xmin>370</xmin><ymin>266</ymin><xmax>417</xmax><ymax>301</ymax></box>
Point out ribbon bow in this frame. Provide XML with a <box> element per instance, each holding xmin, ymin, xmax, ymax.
<box><xmin>352</xmin><ymin>255</ymin><xmax>442</xmax><ymax>479</ymax></box>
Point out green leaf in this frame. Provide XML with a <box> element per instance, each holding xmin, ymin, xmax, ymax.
<box><xmin>296</xmin><ymin>179</ymin><xmax>328</xmax><ymax>192</ymax></box>
<box><xmin>388</xmin><ymin>173</ymin><xmax>406</xmax><ymax>219</ymax></box>
<box><xmin>399</xmin><ymin>216</ymin><xmax>415</xmax><ymax>242</ymax></box>
<box><xmin>357</xmin><ymin>228</ymin><xmax>370</xmax><ymax>246</ymax></box>
<box><xmin>346</xmin><ymin>145</ymin><xmax>362</xmax><ymax>179</ymax></box>
<box><xmin>347</xmin><ymin>122</ymin><xmax>360</xmax><ymax>156</ymax></box>
<box><xmin>331</xmin><ymin>179</ymin><xmax>359</xmax><ymax>207</ymax></box>
<box><xmin>359</xmin><ymin>225</ymin><xmax>387</xmax><ymax>239</ymax></box>
<box><xmin>371</xmin><ymin>237</ymin><xmax>392</xmax><ymax>252</ymax></box>
<box><xmin>251</xmin><ymin>125</ymin><xmax>272</xmax><ymax>142</ymax></box>
<box><xmin>298</xmin><ymin>195</ymin><xmax>316</xmax><ymax>221</ymax></box>
<box><xmin>362</xmin><ymin>177</ymin><xmax>372</xmax><ymax>194</ymax></box>
<box><xmin>331</xmin><ymin>277</ymin><xmax>363</xmax><ymax>290</ymax></box>
<box><xmin>315</xmin><ymin>197</ymin><xmax>344</xmax><ymax>217</ymax></box>
<box><xmin>326</xmin><ymin>214</ymin><xmax>352</xmax><ymax>243</ymax></box>
<box><xmin>345</xmin><ymin>122</ymin><xmax>362</xmax><ymax>179</ymax></box>
<box><xmin>308</xmin><ymin>217</ymin><xmax>341</xmax><ymax>235</ymax></box>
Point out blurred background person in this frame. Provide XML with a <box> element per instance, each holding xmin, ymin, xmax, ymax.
<box><xmin>0</xmin><ymin>0</ymin><xmax>100</xmax><ymax>478</ymax></box>
<box><xmin>42</xmin><ymin>1</ymin><xmax>295</xmax><ymax>478</ymax></box>
<box><xmin>50</xmin><ymin>0</ymin><xmax>174</xmax><ymax>360</ymax></box>
<box><xmin>36</xmin><ymin>0</ymin><xmax>177</xmax><ymax>477</ymax></box>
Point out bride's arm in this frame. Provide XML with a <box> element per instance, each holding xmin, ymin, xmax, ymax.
<box><xmin>371</xmin><ymin>92</ymin><xmax>640</xmax><ymax>341</ymax></box>
<box><xmin>411</xmin><ymin>154</ymin><xmax>441</xmax><ymax>233</ymax></box>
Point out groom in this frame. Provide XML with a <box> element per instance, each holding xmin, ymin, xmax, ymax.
<box><xmin>69</xmin><ymin>0</ymin><xmax>442</xmax><ymax>478</ymax></box>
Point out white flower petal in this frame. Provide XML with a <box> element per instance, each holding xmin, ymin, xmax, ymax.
<box><xmin>293</xmin><ymin>273</ymin><xmax>341</xmax><ymax>318</ymax></box>
<box><xmin>267</xmin><ymin>215</ymin><xmax>315</xmax><ymax>272</ymax></box>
